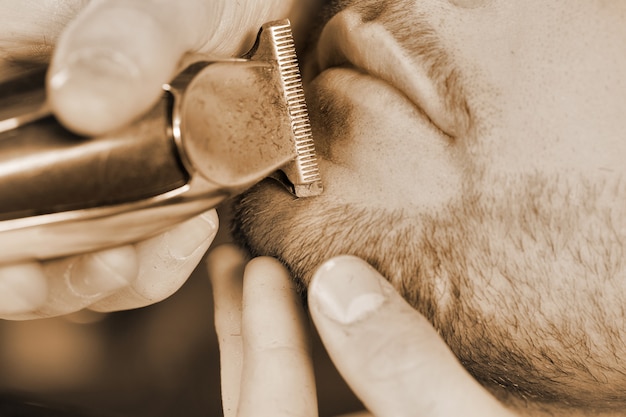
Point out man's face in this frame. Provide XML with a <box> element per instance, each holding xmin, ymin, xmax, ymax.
<box><xmin>233</xmin><ymin>0</ymin><xmax>626</xmax><ymax>410</ymax></box>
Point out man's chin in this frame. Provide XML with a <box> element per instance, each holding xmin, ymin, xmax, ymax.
<box><xmin>229</xmin><ymin>171</ymin><xmax>626</xmax><ymax>410</ymax></box>
<box><xmin>229</xmin><ymin>179</ymin><xmax>316</xmax><ymax>294</ymax></box>
<box><xmin>228</xmin><ymin>178</ymin><xmax>396</xmax><ymax>295</ymax></box>
<box><xmin>229</xmin><ymin>179</ymin><xmax>292</xmax><ymax>251</ymax></box>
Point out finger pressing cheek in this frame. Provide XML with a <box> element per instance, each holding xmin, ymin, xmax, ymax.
<box><xmin>308</xmin><ymin>255</ymin><xmax>515</xmax><ymax>417</ymax></box>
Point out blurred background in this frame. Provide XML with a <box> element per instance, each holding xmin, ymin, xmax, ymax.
<box><xmin>0</xmin><ymin>205</ymin><xmax>364</xmax><ymax>416</ymax></box>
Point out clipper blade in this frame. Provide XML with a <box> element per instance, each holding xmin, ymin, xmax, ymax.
<box><xmin>0</xmin><ymin>19</ymin><xmax>323</xmax><ymax>263</ymax></box>
<box><xmin>250</xmin><ymin>20</ymin><xmax>323</xmax><ymax>197</ymax></box>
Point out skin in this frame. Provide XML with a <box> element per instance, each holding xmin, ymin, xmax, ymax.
<box><xmin>231</xmin><ymin>0</ymin><xmax>626</xmax><ymax>413</ymax></box>
<box><xmin>3</xmin><ymin>0</ymin><xmax>625</xmax><ymax>415</ymax></box>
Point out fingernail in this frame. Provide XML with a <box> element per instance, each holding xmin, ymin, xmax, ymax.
<box><xmin>48</xmin><ymin>48</ymin><xmax>140</xmax><ymax>133</ymax></box>
<box><xmin>310</xmin><ymin>255</ymin><xmax>387</xmax><ymax>324</ymax></box>
<box><xmin>67</xmin><ymin>247</ymin><xmax>137</xmax><ymax>298</ymax></box>
<box><xmin>166</xmin><ymin>211</ymin><xmax>219</xmax><ymax>260</ymax></box>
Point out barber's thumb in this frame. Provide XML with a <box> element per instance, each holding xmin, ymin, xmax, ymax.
<box><xmin>47</xmin><ymin>2</ymin><xmax>184</xmax><ymax>135</ymax></box>
<box><xmin>308</xmin><ymin>256</ymin><xmax>514</xmax><ymax>417</ymax></box>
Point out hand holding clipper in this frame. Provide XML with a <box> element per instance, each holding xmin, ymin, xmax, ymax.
<box><xmin>0</xmin><ymin>20</ymin><xmax>322</xmax><ymax>263</ymax></box>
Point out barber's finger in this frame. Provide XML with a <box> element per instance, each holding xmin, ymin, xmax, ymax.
<box><xmin>48</xmin><ymin>0</ymin><xmax>293</xmax><ymax>135</ymax></box>
<box><xmin>0</xmin><ymin>246</ymin><xmax>137</xmax><ymax>320</ymax></box>
<box><xmin>237</xmin><ymin>257</ymin><xmax>317</xmax><ymax>417</ymax></box>
<box><xmin>39</xmin><ymin>245</ymin><xmax>137</xmax><ymax>317</ymax></box>
<box><xmin>0</xmin><ymin>263</ymin><xmax>48</xmax><ymax>317</ymax></box>
<box><xmin>48</xmin><ymin>0</ymin><xmax>207</xmax><ymax>135</ymax></box>
<box><xmin>309</xmin><ymin>256</ymin><xmax>516</xmax><ymax>417</ymax></box>
<box><xmin>90</xmin><ymin>210</ymin><xmax>218</xmax><ymax>312</ymax></box>
<box><xmin>207</xmin><ymin>244</ymin><xmax>247</xmax><ymax>417</ymax></box>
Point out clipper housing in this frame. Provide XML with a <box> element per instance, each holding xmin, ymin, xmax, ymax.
<box><xmin>0</xmin><ymin>19</ymin><xmax>322</xmax><ymax>262</ymax></box>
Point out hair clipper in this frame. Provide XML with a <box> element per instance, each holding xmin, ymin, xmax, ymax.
<box><xmin>0</xmin><ymin>20</ymin><xmax>323</xmax><ymax>262</ymax></box>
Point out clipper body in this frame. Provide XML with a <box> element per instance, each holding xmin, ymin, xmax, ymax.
<box><xmin>0</xmin><ymin>20</ymin><xmax>322</xmax><ymax>262</ymax></box>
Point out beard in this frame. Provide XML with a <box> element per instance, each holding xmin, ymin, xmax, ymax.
<box><xmin>230</xmin><ymin>171</ymin><xmax>626</xmax><ymax>410</ymax></box>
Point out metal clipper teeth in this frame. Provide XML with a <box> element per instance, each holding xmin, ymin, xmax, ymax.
<box><xmin>0</xmin><ymin>19</ymin><xmax>323</xmax><ymax>262</ymax></box>
<box><xmin>249</xmin><ymin>20</ymin><xmax>323</xmax><ymax>197</ymax></box>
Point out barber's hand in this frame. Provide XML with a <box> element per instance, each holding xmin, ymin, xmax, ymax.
<box><xmin>308</xmin><ymin>255</ymin><xmax>518</xmax><ymax>416</ymax></box>
<box><xmin>0</xmin><ymin>0</ymin><xmax>292</xmax><ymax>319</ymax></box>
<box><xmin>208</xmin><ymin>247</ymin><xmax>518</xmax><ymax>416</ymax></box>
<box><xmin>47</xmin><ymin>0</ymin><xmax>293</xmax><ymax>135</ymax></box>
<box><xmin>207</xmin><ymin>245</ymin><xmax>317</xmax><ymax>417</ymax></box>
